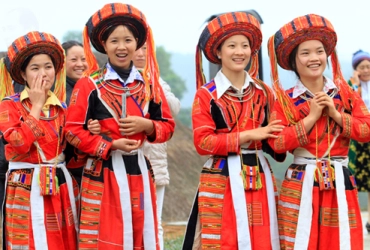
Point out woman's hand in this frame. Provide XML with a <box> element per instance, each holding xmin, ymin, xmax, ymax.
<box><xmin>240</xmin><ymin>119</ymin><xmax>284</xmax><ymax>143</ymax></box>
<box><xmin>87</xmin><ymin>119</ymin><xmax>101</xmax><ymax>135</ymax></box>
<box><xmin>112</xmin><ymin>138</ymin><xmax>141</xmax><ymax>152</ymax></box>
<box><xmin>313</xmin><ymin>91</ymin><xmax>343</xmax><ymax>127</ymax></box>
<box><xmin>118</xmin><ymin>116</ymin><xmax>154</xmax><ymax>136</ymax></box>
<box><xmin>28</xmin><ymin>74</ymin><xmax>48</xmax><ymax>120</ymax></box>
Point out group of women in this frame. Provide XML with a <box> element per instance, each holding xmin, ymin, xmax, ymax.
<box><xmin>0</xmin><ymin>2</ymin><xmax>369</xmax><ymax>250</ymax></box>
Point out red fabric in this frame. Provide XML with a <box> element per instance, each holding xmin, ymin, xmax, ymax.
<box><xmin>268</xmin><ymin>88</ymin><xmax>370</xmax><ymax>155</ymax></box>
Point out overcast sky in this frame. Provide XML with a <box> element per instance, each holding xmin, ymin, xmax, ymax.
<box><xmin>1</xmin><ymin>0</ymin><xmax>369</xmax><ymax>60</ymax></box>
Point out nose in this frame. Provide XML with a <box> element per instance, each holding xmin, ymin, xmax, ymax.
<box><xmin>117</xmin><ymin>41</ymin><xmax>126</xmax><ymax>50</ymax></box>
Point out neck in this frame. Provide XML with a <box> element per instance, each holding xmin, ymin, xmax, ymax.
<box><xmin>300</xmin><ymin>76</ymin><xmax>324</xmax><ymax>94</ymax></box>
<box><xmin>221</xmin><ymin>68</ymin><xmax>246</xmax><ymax>90</ymax></box>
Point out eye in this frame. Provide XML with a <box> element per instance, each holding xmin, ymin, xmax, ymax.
<box><xmin>228</xmin><ymin>44</ymin><xmax>235</xmax><ymax>48</ymax></box>
<box><xmin>81</xmin><ymin>57</ymin><xmax>86</xmax><ymax>62</ymax></box>
<box><xmin>125</xmin><ymin>38</ymin><xmax>132</xmax><ymax>43</ymax></box>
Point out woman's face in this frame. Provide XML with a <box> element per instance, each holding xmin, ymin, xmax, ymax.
<box><xmin>21</xmin><ymin>54</ymin><xmax>55</xmax><ymax>91</ymax></box>
<box><xmin>295</xmin><ymin>40</ymin><xmax>327</xmax><ymax>82</ymax></box>
<box><xmin>217</xmin><ymin>35</ymin><xmax>251</xmax><ymax>74</ymax></box>
<box><xmin>356</xmin><ymin>59</ymin><xmax>370</xmax><ymax>82</ymax></box>
<box><xmin>65</xmin><ymin>45</ymin><xmax>88</xmax><ymax>81</ymax></box>
<box><xmin>132</xmin><ymin>42</ymin><xmax>147</xmax><ymax>70</ymax></box>
<box><xmin>102</xmin><ymin>25</ymin><xmax>137</xmax><ymax>69</ymax></box>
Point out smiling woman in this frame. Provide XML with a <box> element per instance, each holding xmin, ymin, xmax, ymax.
<box><xmin>64</xmin><ymin>3</ymin><xmax>175</xmax><ymax>249</ymax></box>
<box><xmin>267</xmin><ymin>14</ymin><xmax>370</xmax><ymax>249</ymax></box>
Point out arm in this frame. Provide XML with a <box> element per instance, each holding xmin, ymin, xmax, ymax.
<box><xmin>267</xmin><ymin>100</ymin><xmax>311</xmax><ymax>154</ymax></box>
<box><xmin>339</xmin><ymin>91</ymin><xmax>370</xmax><ymax>142</ymax></box>
<box><xmin>146</xmin><ymin>83</ymin><xmax>176</xmax><ymax>143</ymax></box>
<box><xmin>192</xmin><ymin>89</ymin><xmax>240</xmax><ymax>156</ymax></box>
<box><xmin>159</xmin><ymin>77</ymin><xmax>181</xmax><ymax>117</ymax></box>
<box><xmin>64</xmin><ymin>78</ymin><xmax>113</xmax><ymax>160</ymax></box>
<box><xmin>0</xmin><ymin>99</ymin><xmax>45</xmax><ymax>154</ymax></box>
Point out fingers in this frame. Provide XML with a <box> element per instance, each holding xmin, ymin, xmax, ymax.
<box><xmin>268</xmin><ymin>119</ymin><xmax>282</xmax><ymax>126</ymax></box>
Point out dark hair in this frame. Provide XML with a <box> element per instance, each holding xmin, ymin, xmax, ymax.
<box><xmin>288</xmin><ymin>43</ymin><xmax>330</xmax><ymax>79</ymax></box>
<box><xmin>101</xmin><ymin>24</ymin><xmax>138</xmax><ymax>44</ymax></box>
<box><xmin>20</xmin><ymin>54</ymin><xmax>56</xmax><ymax>73</ymax></box>
<box><xmin>62</xmin><ymin>40</ymin><xmax>83</xmax><ymax>55</ymax></box>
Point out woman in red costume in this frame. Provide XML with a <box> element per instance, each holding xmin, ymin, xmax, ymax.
<box><xmin>0</xmin><ymin>31</ymin><xmax>78</xmax><ymax>249</ymax></box>
<box><xmin>183</xmin><ymin>12</ymin><xmax>285</xmax><ymax>250</ymax></box>
<box><xmin>64</xmin><ymin>3</ymin><xmax>175</xmax><ymax>249</ymax></box>
<box><xmin>267</xmin><ymin>14</ymin><xmax>370</xmax><ymax>249</ymax></box>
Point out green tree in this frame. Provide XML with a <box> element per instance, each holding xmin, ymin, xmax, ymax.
<box><xmin>176</xmin><ymin>107</ymin><xmax>192</xmax><ymax>128</ymax></box>
<box><xmin>62</xmin><ymin>30</ymin><xmax>83</xmax><ymax>43</ymax></box>
<box><xmin>155</xmin><ymin>46</ymin><xmax>187</xmax><ymax>100</ymax></box>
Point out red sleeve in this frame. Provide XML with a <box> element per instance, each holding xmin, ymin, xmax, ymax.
<box><xmin>64</xmin><ymin>77</ymin><xmax>112</xmax><ymax>160</ymax></box>
<box><xmin>0</xmin><ymin>99</ymin><xmax>45</xmax><ymax>155</ymax></box>
<box><xmin>146</xmin><ymin>84</ymin><xmax>175</xmax><ymax>143</ymax></box>
<box><xmin>267</xmin><ymin>100</ymin><xmax>310</xmax><ymax>154</ymax></box>
<box><xmin>192</xmin><ymin>88</ymin><xmax>240</xmax><ymax>156</ymax></box>
<box><xmin>340</xmin><ymin>92</ymin><xmax>370</xmax><ymax>142</ymax></box>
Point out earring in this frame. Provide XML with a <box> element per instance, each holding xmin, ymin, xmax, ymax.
<box><xmin>218</xmin><ymin>56</ymin><xmax>221</xmax><ymax>59</ymax></box>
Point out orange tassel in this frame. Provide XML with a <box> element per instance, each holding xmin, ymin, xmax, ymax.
<box><xmin>53</xmin><ymin>50</ymin><xmax>66</xmax><ymax>103</ymax></box>
<box><xmin>83</xmin><ymin>26</ymin><xmax>99</xmax><ymax>76</ymax></box>
<box><xmin>330</xmin><ymin>49</ymin><xmax>355</xmax><ymax>111</ymax></box>
<box><xmin>195</xmin><ymin>44</ymin><xmax>206</xmax><ymax>90</ymax></box>
<box><xmin>0</xmin><ymin>58</ymin><xmax>14</xmax><ymax>100</ymax></box>
<box><xmin>248</xmin><ymin>53</ymin><xmax>259</xmax><ymax>79</ymax></box>
<box><xmin>143</xmin><ymin>26</ymin><xmax>161</xmax><ymax>104</ymax></box>
<box><xmin>267</xmin><ymin>35</ymin><xmax>299</xmax><ymax>124</ymax></box>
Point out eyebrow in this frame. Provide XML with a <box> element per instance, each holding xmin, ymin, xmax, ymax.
<box><xmin>29</xmin><ymin>62</ymin><xmax>53</xmax><ymax>67</ymax></box>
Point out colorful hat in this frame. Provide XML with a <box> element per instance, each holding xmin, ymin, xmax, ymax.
<box><xmin>2</xmin><ymin>31</ymin><xmax>66</xmax><ymax>101</ymax></box>
<box><xmin>196</xmin><ymin>12</ymin><xmax>263</xmax><ymax>89</ymax></box>
<box><xmin>83</xmin><ymin>3</ymin><xmax>148</xmax><ymax>74</ymax></box>
<box><xmin>272</xmin><ymin>14</ymin><xmax>337</xmax><ymax>70</ymax></box>
<box><xmin>352</xmin><ymin>50</ymin><xmax>370</xmax><ymax>69</ymax></box>
<box><xmin>83</xmin><ymin>3</ymin><xmax>161</xmax><ymax>103</ymax></box>
<box><xmin>267</xmin><ymin>14</ymin><xmax>353</xmax><ymax>124</ymax></box>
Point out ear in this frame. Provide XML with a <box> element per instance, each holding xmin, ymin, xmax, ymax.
<box><xmin>20</xmin><ymin>71</ymin><xmax>27</xmax><ymax>83</ymax></box>
<box><xmin>102</xmin><ymin>41</ymin><xmax>107</xmax><ymax>53</ymax></box>
<box><xmin>216</xmin><ymin>50</ymin><xmax>222</xmax><ymax>60</ymax></box>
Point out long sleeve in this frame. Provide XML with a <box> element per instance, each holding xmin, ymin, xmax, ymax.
<box><xmin>147</xmin><ymin>83</ymin><xmax>175</xmax><ymax>143</ymax></box>
<box><xmin>192</xmin><ymin>88</ymin><xmax>240</xmax><ymax>156</ymax></box>
<box><xmin>0</xmin><ymin>99</ymin><xmax>45</xmax><ymax>154</ymax></box>
<box><xmin>340</xmin><ymin>91</ymin><xmax>370</xmax><ymax>142</ymax></box>
<box><xmin>65</xmin><ymin>77</ymin><xmax>113</xmax><ymax>160</ymax></box>
<box><xmin>267</xmin><ymin>100</ymin><xmax>310</xmax><ymax>154</ymax></box>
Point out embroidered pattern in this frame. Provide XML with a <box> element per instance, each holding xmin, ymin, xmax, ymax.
<box><xmin>192</xmin><ymin>97</ymin><xmax>201</xmax><ymax>115</ymax></box>
<box><xmin>0</xmin><ymin>110</ymin><xmax>9</xmax><ymax>123</ymax></box>
<box><xmin>295</xmin><ymin>120</ymin><xmax>309</xmax><ymax>146</ymax></box>
<box><xmin>24</xmin><ymin>117</ymin><xmax>44</xmax><ymax>138</ymax></box>
<box><xmin>342</xmin><ymin>113</ymin><xmax>352</xmax><ymax>137</ymax></box>
<box><xmin>198</xmin><ymin>173</ymin><xmax>227</xmax><ymax>248</ymax></box>
<box><xmin>65</xmin><ymin>131</ymin><xmax>81</xmax><ymax>148</ymax></box>
<box><xmin>359</xmin><ymin>123</ymin><xmax>370</xmax><ymax>138</ymax></box>
<box><xmin>247</xmin><ymin>202</ymin><xmax>263</xmax><ymax>225</ymax></box>
<box><xmin>200</xmin><ymin>135</ymin><xmax>217</xmax><ymax>152</ymax></box>
<box><xmin>274</xmin><ymin>135</ymin><xmax>285</xmax><ymax>151</ymax></box>
<box><xmin>69</xmin><ymin>89</ymin><xmax>79</xmax><ymax>106</ymax></box>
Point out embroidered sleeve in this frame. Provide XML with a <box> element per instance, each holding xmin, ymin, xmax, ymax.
<box><xmin>340</xmin><ymin>93</ymin><xmax>370</xmax><ymax>142</ymax></box>
<box><xmin>0</xmin><ymin>99</ymin><xmax>45</xmax><ymax>154</ymax></box>
<box><xmin>267</xmin><ymin>101</ymin><xmax>310</xmax><ymax>153</ymax></box>
<box><xmin>65</xmin><ymin>78</ymin><xmax>112</xmax><ymax>160</ymax></box>
<box><xmin>192</xmin><ymin>89</ymin><xmax>240</xmax><ymax>156</ymax></box>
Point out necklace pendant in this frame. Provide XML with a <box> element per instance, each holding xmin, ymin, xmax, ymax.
<box><xmin>121</xmin><ymin>90</ymin><xmax>130</xmax><ymax>136</ymax></box>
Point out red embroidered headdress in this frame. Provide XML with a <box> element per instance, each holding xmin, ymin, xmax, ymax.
<box><xmin>83</xmin><ymin>3</ymin><xmax>161</xmax><ymax>103</ymax></box>
<box><xmin>267</xmin><ymin>14</ymin><xmax>353</xmax><ymax>124</ymax></box>
<box><xmin>1</xmin><ymin>31</ymin><xmax>66</xmax><ymax>101</ymax></box>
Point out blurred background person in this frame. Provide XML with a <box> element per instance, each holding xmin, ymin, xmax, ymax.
<box><xmin>348</xmin><ymin>49</ymin><xmax>370</xmax><ymax>233</ymax></box>
<box><xmin>133</xmin><ymin>42</ymin><xmax>180</xmax><ymax>250</ymax></box>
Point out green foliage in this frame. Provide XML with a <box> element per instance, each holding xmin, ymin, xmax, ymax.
<box><xmin>62</xmin><ymin>30</ymin><xmax>83</xmax><ymax>43</ymax></box>
<box><xmin>176</xmin><ymin>108</ymin><xmax>192</xmax><ymax>128</ymax></box>
<box><xmin>164</xmin><ymin>236</ymin><xmax>184</xmax><ymax>250</ymax></box>
<box><xmin>156</xmin><ymin>46</ymin><xmax>187</xmax><ymax>100</ymax></box>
